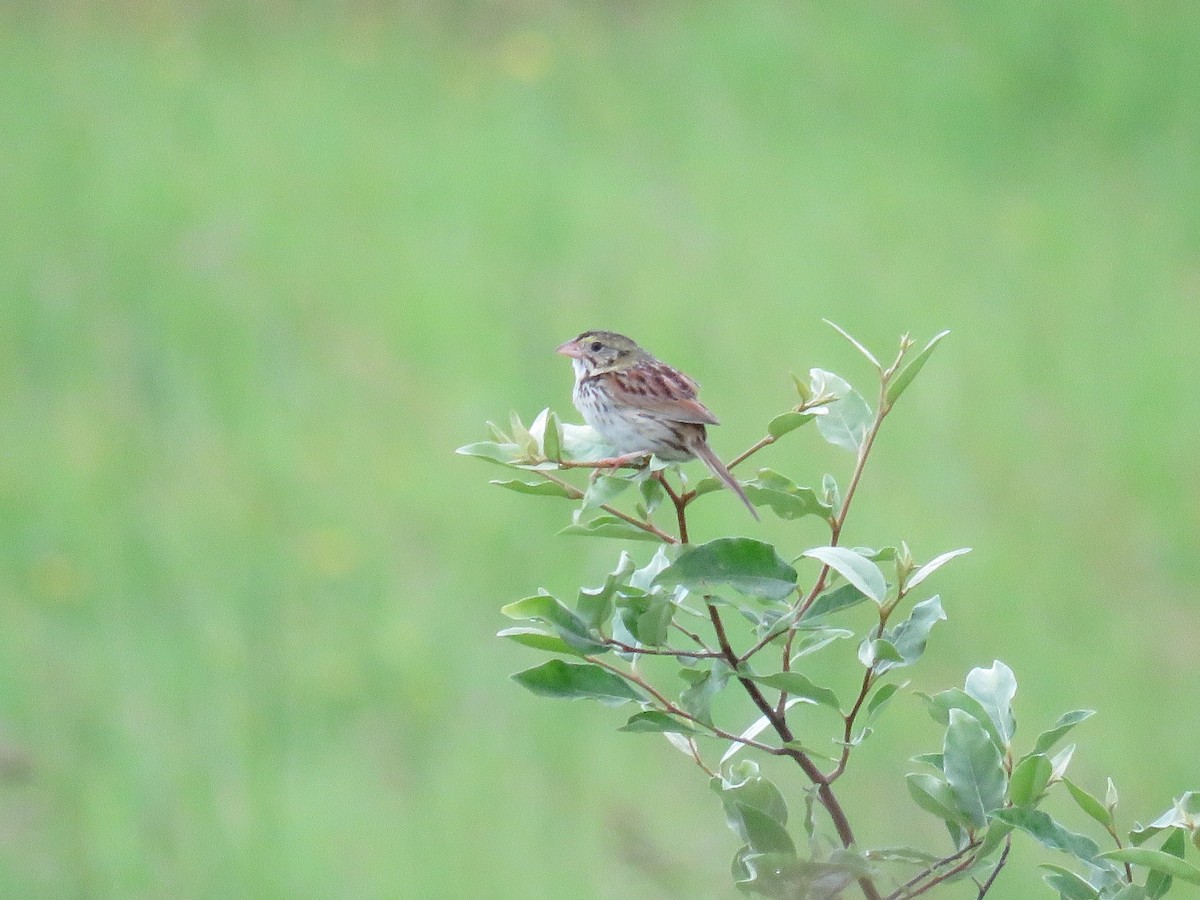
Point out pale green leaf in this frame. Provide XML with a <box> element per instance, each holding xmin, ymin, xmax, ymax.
<box><xmin>511</xmin><ymin>660</ymin><xmax>644</xmax><ymax>705</ymax></box>
<box><xmin>619</xmin><ymin>710</ymin><xmax>700</xmax><ymax>735</ymax></box>
<box><xmin>490</xmin><ymin>478</ymin><xmax>575</xmax><ymax>497</ymax></box>
<box><xmin>655</xmin><ymin>538</ymin><xmax>798</xmax><ymax>601</ymax></box>
<box><xmin>906</xmin><ymin>773</ymin><xmax>973</xmax><ymax>828</ymax></box>
<box><xmin>810</xmin><ymin>369</ymin><xmax>873</xmax><ymax>452</ymax></box>
<box><xmin>886</xmin><ymin>329</ymin><xmax>950</xmax><ymax>407</ymax></box>
<box><xmin>1032</xmin><ymin>709</ymin><xmax>1096</xmax><ymax>756</ymax></box>
<box><xmin>992</xmin><ymin>807</ymin><xmax>1101</xmax><ymax>862</ymax></box>
<box><xmin>944</xmin><ymin>708</ymin><xmax>1006</xmax><ymax>829</ymax></box>
<box><xmin>748</xmin><ymin>671</ymin><xmax>841</xmax><ymax>711</ymax></box>
<box><xmin>559</xmin><ymin>516</ymin><xmax>663</xmax><ymax>543</ymax></box>
<box><xmin>1099</xmin><ymin>848</ymin><xmax>1200</xmax><ymax>886</ymax></box>
<box><xmin>1064</xmin><ymin>778</ymin><xmax>1114</xmax><ymax>829</ymax></box>
<box><xmin>1009</xmin><ymin>754</ymin><xmax>1052</xmax><ymax>807</ymax></box>
<box><xmin>1040</xmin><ymin>865</ymin><xmax>1101</xmax><ymax>899</ymax></box>
<box><xmin>906</xmin><ymin>547</ymin><xmax>972</xmax><ymax>591</ymax></box>
<box><xmin>965</xmin><ymin>660</ymin><xmax>1017</xmax><ymax>747</ymax></box>
<box><xmin>500</xmin><ymin>593</ymin><xmax>606</xmax><ymax>653</ymax></box>
<box><xmin>803</xmin><ymin>546</ymin><xmax>887</xmax><ymax>603</ymax></box>
<box><xmin>767</xmin><ymin>411</ymin><xmax>817</xmax><ymax>438</ymax></box>
<box><xmin>823</xmin><ymin>319</ymin><xmax>881</xmax><ymax>368</ymax></box>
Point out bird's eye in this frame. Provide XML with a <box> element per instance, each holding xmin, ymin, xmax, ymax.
<box><xmin>589</xmin><ymin>341</ymin><xmax>603</xmax><ymax>352</ymax></box>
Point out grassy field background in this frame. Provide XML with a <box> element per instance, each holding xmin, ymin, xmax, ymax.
<box><xmin>2</xmin><ymin>3</ymin><xmax>1199</xmax><ymax>897</ymax></box>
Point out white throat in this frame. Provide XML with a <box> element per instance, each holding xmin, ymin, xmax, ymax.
<box><xmin>571</xmin><ymin>358</ymin><xmax>588</xmax><ymax>384</ymax></box>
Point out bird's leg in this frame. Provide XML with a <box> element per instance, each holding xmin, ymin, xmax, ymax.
<box><xmin>587</xmin><ymin>452</ymin><xmax>651</xmax><ymax>482</ymax></box>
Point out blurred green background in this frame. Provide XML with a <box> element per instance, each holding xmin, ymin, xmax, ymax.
<box><xmin>2</xmin><ymin>2</ymin><xmax>1198</xmax><ymax>897</ymax></box>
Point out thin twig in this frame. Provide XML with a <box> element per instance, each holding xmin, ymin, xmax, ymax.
<box><xmin>539</xmin><ymin>471</ymin><xmax>677</xmax><ymax>544</ymax></box>
<box><xmin>584</xmin><ymin>656</ymin><xmax>791</xmax><ymax>756</ymax></box>
<box><xmin>975</xmin><ymin>836</ymin><xmax>1011</xmax><ymax>898</ymax></box>
<box><xmin>604</xmin><ymin>639</ymin><xmax>723</xmax><ymax>659</ymax></box>
<box><xmin>884</xmin><ymin>841</ymin><xmax>981</xmax><ymax>900</ymax></box>
<box><xmin>654</xmin><ymin>471</ymin><xmax>689</xmax><ymax>544</ymax></box>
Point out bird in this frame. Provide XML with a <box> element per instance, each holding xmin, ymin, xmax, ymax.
<box><xmin>556</xmin><ymin>330</ymin><xmax>758</xmax><ymax>518</ymax></box>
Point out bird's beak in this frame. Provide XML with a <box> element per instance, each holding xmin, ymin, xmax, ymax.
<box><xmin>556</xmin><ymin>340</ymin><xmax>583</xmax><ymax>359</ymax></box>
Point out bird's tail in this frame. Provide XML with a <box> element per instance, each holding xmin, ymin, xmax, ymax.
<box><xmin>691</xmin><ymin>440</ymin><xmax>759</xmax><ymax>520</ymax></box>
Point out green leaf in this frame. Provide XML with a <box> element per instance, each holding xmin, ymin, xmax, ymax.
<box><xmin>944</xmin><ymin>708</ymin><xmax>1007</xmax><ymax>829</ymax></box>
<box><xmin>496</xmin><ymin>626</ymin><xmax>585</xmax><ymax>658</ymax></box>
<box><xmin>1106</xmin><ymin>778</ymin><xmax>1120</xmax><ymax>816</ymax></box>
<box><xmin>811</xmin><ymin>369</ymin><xmax>873</xmax><ymax>452</ymax></box>
<box><xmin>964</xmin><ymin>660</ymin><xmax>1018</xmax><ymax>748</ymax></box>
<box><xmin>1146</xmin><ymin>828</ymin><xmax>1187</xmax><ymax>898</ymax></box>
<box><xmin>767</xmin><ymin>411</ymin><xmax>817</xmax><ymax>438</ymax></box>
<box><xmin>1132</xmin><ymin>794</ymin><xmax>1200</xmax><ymax>847</ymax></box>
<box><xmin>1032</xmin><ymin>709</ymin><xmax>1096</xmax><ymax>756</ymax></box>
<box><xmin>919</xmin><ymin>688</ymin><xmax>1004</xmax><ymax>750</ymax></box>
<box><xmin>912</xmin><ymin>752</ymin><xmax>944</xmax><ymax>771</ymax></box>
<box><xmin>732</xmin><ymin>850</ymin><xmax>863</xmax><ymax>897</ymax></box>
<box><xmin>748</xmin><ymin>671</ymin><xmax>841</xmax><ymax>712</ymax></box>
<box><xmin>509</xmin><ymin>411</ymin><xmax>534</xmax><ymax>456</ymax></box>
<box><xmin>1064</xmin><ymin>779</ymin><xmax>1114</xmax><ymax>830</ymax></box>
<box><xmin>906</xmin><ymin>773</ymin><xmax>973</xmax><ymax>828</ymax></box>
<box><xmin>823</xmin><ymin>319</ymin><xmax>882</xmax><ymax>368</ymax></box>
<box><xmin>500</xmin><ymin>593</ymin><xmax>606</xmax><ymax>653</ymax></box>
<box><xmin>1009</xmin><ymin>754</ymin><xmax>1053</xmax><ymax>807</ymax></box>
<box><xmin>619</xmin><ymin>710</ymin><xmax>700</xmax><ymax>735</ymax></box>
<box><xmin>1040</xmin><ymin>865</ymin><xmax>1101</xmax><ymax>900</ymax></box>
<box><xmin>1110</xmin><ymin>886</ymin><xmax>1150</xmax><ymax>900</ymax></box>
<box><xmin>803</xmin><ymin>546</ymin><xmax>887</xmax><ymax>603</ymax></box>
<box><xmin>655</xmin><ymin>538</ymin><xmax>798</xmax><ymax>601</ymax></box>
<box><xmin>1050</xmin><ymin>743</ymin><xmax>1076</xmax><ymax>782</ymax></box>
<box><xmin>858</xmin><ymin>637</ymin><xmax>904</xmax><ymax>668</ymax></box>
<box><xmin>875</xmin><ymin>595</ymin><xmax>946</xmax><ymax>673</ymax></box>
<box><xmin>582</xmin><ymin>475</ymin><xmax>631</xmax><ymax>510</ymax></box>
<box><xmin>511</xmin><ymin>660</ymin><xmax>644</xmax><ymax>705</ymax></box>
<box><xmin>735</xmin><ymin>803</ymin><xmax>796</xmax><ymax>855</ymax></box>
<box><xmin>864</xmin><ymin>681</ymin><xmax>906</xmax><ymax>724</ymax></box>
<box><xmin>679</xmin><ymin>661</ymin><xmax>732</xmax><ymax>725</ymax></box>
<box><xmin>1130</xmin><ymin>793</ymin><xmax>1200</xmax><ymax>846</ymax></box>
<box><xmin>489</xmin><ymin>478</ymin><xmax>575</xmax><ymax>497</ymax></box>
<box><xmin>798</xmin><ymin>583</ymin><xmax>869</xmax><ymax>624</ymax></box>
<box><xmin>906</xmin><ymin>547</ymin><xmax>972</xmax><ymax>591</ymax></box>
<box><xmin>866</xmin><ymin>846</ymin><xmax>942</xmax><ymax>865</ymax></box>
<box><xmin>576</xmin><ymin>552</ymin><xmax>636</xmax><ymax>630</ymax></box>
<box><xmin>886</xmin><ymin>329</ymin><xmax>950</xmax><ymax>407</ymax></box>
<box><xmin>560</xmin><ymin>422</ymin><xmax>615</xmax><ymax>462</ymax></box>
<box><xmin>539</xmin><ymin>409</ymin><xmax>562</xmax><ymax>460</ymax></box>
<box><xmin>1100</xmin><ymin>848</ymin><xmax>1200</xmax><ymax>886</ymax></box>
<box><xmin>456</xmin><ymin>440</ymin><xmax>520</xmax><ymax>465</ymax></box>
<box><xmin>789</xmin><ymin>627</ymin><xmax>854</xmax><ymax>659</ymax></box>
<box><xmin>993</xmin><ymin>807</ymin><xmax>1102</xmax><ymax>862</ymax></box>
<box><xmin>629</xmin><ymin>594</ymin><xmax>675</xmax><ymax>646</ymax></box>
<box><xmin>559</xmin><ymin>516</ymin><xmax>663</xmax><ymax>543</ymax></box>
<box><xmin>713</xmin><ymin>760</ymin><xmax>789</xmax><ymax>831</ymax></box>
<box><xmin>743</xmin><ymin>469</ymin><xmax>834</xmax><ymax>521</ymax></box>
<box><xmin>630</xmin><ymin>546</ymin><xmax>675</xmax><ymax>591</ymax></box>
<box><xmin>637</xmin><ymin>473</ymin><xmax>664</xmax><ymax>514</ymax></box>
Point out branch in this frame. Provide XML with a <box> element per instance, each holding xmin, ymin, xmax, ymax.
<box><xmin>884</xmin><ymin>840</ymin><xmax>981</xmax><ymax>900</ymax></box>
<box><xmin>975</xmin><ymin>836</ymin><xmax>1011</xmax><ymax>898</ymax></box>
<box><xmin>726</xmin><ymin>396</ymin><xmax>836</xmax><ymax>472</ymax></box>
<box><xmin>538</xmin><ymin>471</ymin><xmax>678</xmax><ymax>544</ymax></box>
<box><xmin>654</xmin><ymin>471</ymin><xmax>689</xmax><ymax>544</ymax></box>
<box><xmin>603</xmin><ymin>638</ymin><xmax>723</xmax><ymax>660</ymax></box>
<box><xmin>704</xmin><ymin>601</ymin><xmax>882</xmax><ymax>900</ymax></box>
<box><xmin>584</xmin><ymin>656</ymin><xmax>794</xmax><ymax>757</ymax></box>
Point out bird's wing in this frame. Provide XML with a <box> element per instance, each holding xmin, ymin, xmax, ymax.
<box><xmin>603</xmin><ymin>364</ymin><xmax>721</xmax><ymax>425</ymax></box>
